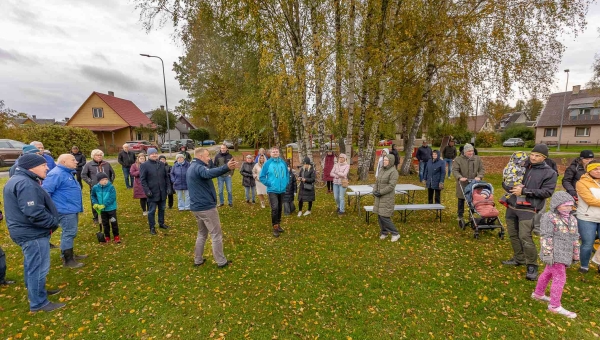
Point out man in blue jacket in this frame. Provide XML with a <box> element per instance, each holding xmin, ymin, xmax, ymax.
<box><xmin>260</xmin><ymin>147</ymin><xmax>289</xmax><ymax>237</ymax></box>
<box><xmin>187</xmin><ymin>148</ymin><xmax>237</xmax><ymax>268</ymax></box>
<box><xmin>3</xmin><ymin>154</ymin><xmax>65</xmax><ymax>312</ymax></box>
<box><xmin>43</xmin><ymin>154</ymin><xmax>87</xmax><ymax>269</ymax></box>
<box><xmin>30</xmin><ymin>141</ymin><xmax>56</xmax><ymax>171</ymax></box>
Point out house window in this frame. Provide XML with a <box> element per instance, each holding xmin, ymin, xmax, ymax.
<box><xmin>92</xmin><ymin>108</ymin><xmax>104</xmax><ymax>118</ymax></box>
<box><xmin>136</xmin><ymin>132</ymin><xmax>142</xmax><ymax>140</ymax></box>
<box><xmin>575</xmin><ymin>127</ymin><xmax>590</xmax><ymax>137</ymax></box>
<box><xmin>579</xmin><ymin>108</ymin><xmax>591</xmax><ymax>115</ymax></box>
<box><xmin>544</xmin><ymin>128</ymin><xmax>557</xmax><ymax>137</ymax></box>
<box><xmin>149</xmin><ymin>134</ymin><xmax>154</xmax><ymax>142</ymax></box>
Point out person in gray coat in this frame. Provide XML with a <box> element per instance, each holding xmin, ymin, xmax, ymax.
<box><xmin>532</xmin><ymin>191</ymin><xmax>579</xmax><ymax>319</ymax></box>
<box><xmin>373</xmin><ymin>154</ymin><xmax>400</xmax><ymax>242</ymax></box>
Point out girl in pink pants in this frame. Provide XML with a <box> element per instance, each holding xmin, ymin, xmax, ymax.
<box><xmin>532</xmin><ymin>191</ymin><xmax>580</xmax><ymax>318</ymax></box>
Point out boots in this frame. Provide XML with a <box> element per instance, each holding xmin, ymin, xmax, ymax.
<box><xmin>74</xmin><ymin>252</ymin><xmax>88</xmax><ymax>260</ymax></box>
<box><xmin>273</xmin><ymin>226</ymin><xmax>280</xmax><ymax>238</ymax></box>
<box><xmin>276</xmin><ymin>224</ymin><xmax>285</xmax><ymax>233</ymax></box>
<box><xmin>150</xmin><ymin>227</ymin><xmax>157</xmax><ymax>235</ymax></box>
<box><xmin>526</xmin><ymin>264</ymin><xmax>538</xmax><ymax>281</ymax></box>
<box><xmin>63</xmin><ymin>249</ymin><xmax>84</xmax><ymax>268</ymax></box>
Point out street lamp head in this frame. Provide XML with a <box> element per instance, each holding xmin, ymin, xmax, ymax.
<box><xmin>140</xmin><ymin>53</ymin><xmax>150</xmax><ymax>57</ymax></box>
<box><xmin>564</xmin><ymin>69</ymin><xmax>570</xmax><ymax>73</ymax></box>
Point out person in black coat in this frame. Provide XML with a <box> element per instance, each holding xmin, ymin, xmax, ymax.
<box><xmin>118</xmin><ymin>144</ymin><xmax>137</xmax><ymax>189</ymax></box>
<box><xmin>140</xmin><ymin>148</ymin><xmax>172</xmax><ymax>234</ymax></box>
<box><xmin>416</xmin><ymin>141</ymin><xmax>433</xmax><ymax>181</ymax></box>
<box><xmin>159</xmin><ymin>155</ymin><xmax>174</xmax><ymax>209</ymax></box>
<box><xmin>283</xmin><ymin>160</ymin><xmax>297</xmax><ymax>215</ymax></box>
<box><xmin>390</xmin><ymin>144</ymin><xmax>400</xmax><ymax>169</ymax></box>
<box><xmin>424</xmin><ymin>150</ymin><xmax>446</xmax><ymax>204</ymax></box>
<box><xmin>240</xmin><ymin>155</ymin><xmax>256</xmax><ymax>203</ymax></box>
<box><xmin>70</xmin><ymin>146</ymin><xmax>86</xmax><ymax>188</ymax></box>
<box><xmin>297</xmin><ymin>157</ymin><xmax>316</xmax><ymax>216</ymax></box>
<box><xmin>562</xmin><ymin>150</ymin><xmax>594</xmax><ymax>198</ymax></box>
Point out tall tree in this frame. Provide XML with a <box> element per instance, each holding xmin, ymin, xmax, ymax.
<box><xmin>149</xmin><ymin>107</ymin><xmax>177</xmax><ymax>144</ymax></box>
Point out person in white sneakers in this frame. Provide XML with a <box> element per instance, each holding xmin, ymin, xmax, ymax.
<box><xmin>373</xmin><ymin>154</ymin><xmax>400</xmax><ymax>242</ymax></box>
<box><xmin>297</xmin><ymin>157</ymin><xmax>316</xmax><ymax>216</ymax></box>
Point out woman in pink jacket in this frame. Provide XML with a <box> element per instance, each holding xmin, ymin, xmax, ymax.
<box><xmin>130</xmin><ymin>153</ymin><xmax>148</xmax><ymax>216</ymax></box>
<box><xmin>330</xmin><ymin>153</ymin><xmax>350</xmax><ymax>215</ymax></box>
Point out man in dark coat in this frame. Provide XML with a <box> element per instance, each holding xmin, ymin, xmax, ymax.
<box><xmin>390</xmin><ymin>144</ymin><xmax>400</xmax><ymax>170</ymax></box>
<box><xmin>3</xmin><ymin>154</ymin><xmax>64</xmax><ymax>312</ymax></box>
<box><xmin>416</xmin><ymin>140</ymin><xmax>433</xmax><ymax>182</ymax></box>
<box><xmin>118</xmin><ymin>143</ymin><xmax>136</xmax><ymax>189</ymax></box>
<box><xmin>70</xmin><ymin>146</ymin><xmax>86</xmax><ymax>188</ymax></box>
<box><xmin>441</xmin><ymin>139</ymin><xmax>457</xmax><ymax>178</ymax></box>
<box><xmin>214</xmin><ymin>144</ymin><xmax>234</xmax><ymax>207</ymax></box>
<box><xmin>140</xmin><ymin>148</ymin><xmax>171</xmax><ymax>234</ymax></box>
<box><xmin>501</xmin><ymin>144</ymin><xmax>557</xmax><ymax>281</ymax></box>
<box><xmin>563</xmin><ymin>150</ymin><xmax>594</xmax><ymax>198</ymax></box>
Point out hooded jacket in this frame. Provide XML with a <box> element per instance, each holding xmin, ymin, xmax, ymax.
<box><xmin>424</xmin><ymin>151</ymin><xmax>445</xmax><ymax>190</ymax></box>
<box><xmin>82</xmin><ymin>160</ymin><xmax>115</xmax><ymax>188</ymax></box>
<box><xmin>283</xmin><ymin>169</ymin><xmax>297</xmax><ymax>203</ymax></box>
<box><xmin>91</xmin><ymin>181</ymin><xmax>118</xmax><ymax>212</ymax></box>
<box><xmin>259</xmin><ymin>157</ymin><xmax>289</xmax><ymax>194</ymax></box>
<box><xmin>539</xmin><ymin>191</ymin><xmax>580</xmax><ymax>266</ymax></box>
<box><xmin>502</xmin><ymin>160</ymin><xmax>557</xmax><ymax>212</ymax></box>
<box><xmin>42</xmin><ymin>164</ymin><xmax>83</xmax><ymax>214</ymax></box>
<box><xmin>240</xmin><ymin>161</ymin><xmax>256</xmax><ymax>187</ymax></box>
<box><xmin>374</xmin><ymin>154</ymin><xmax>398</xmax><ymax>217</ymax></box>
<box><xmin>576</xmin><ymin>173</ymin><xmax>600</xmax><ymax>223</ymax></box>
<box><xmin>3</xmin><ymin>168</ymin><xmax>59</xmax><ymax>245</ymax></box>
<box><xmin>298</xmin><ymin>162</ymin><xmax>316</xmax><ymax>202</ymax></box>
<box><xmin>187</xmin><ymin>158</ymin><xmax>231</xmax><ymax>211</ymax></box>
<box><xmin>452</xmin><ymin>153</ymin><xmax>485</xmax><ymax>199</ymax></box>
<box><xmin>563</xmin><ymin>158</ymin><xmax>587</xmax><ymax>197</ymax></box>
<box><xmin>170</xmin><ymin>160</ymin><xmax>190</xmax><ymax>190</ymax></box>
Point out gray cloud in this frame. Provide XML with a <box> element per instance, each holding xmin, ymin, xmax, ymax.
<box><xmin>80</xmin><ymin>65</ymin><xmax>162</xmax><ymax>94</ymax></box>
<box><xmin>0</xmin><ymin>48</ymin><xmax>39</xmax><ymax>65</ymax></box>
<box><xmin>7</xmin><ymin>3</ymin><xmax>70</xmax><ymax>38</ymax></box>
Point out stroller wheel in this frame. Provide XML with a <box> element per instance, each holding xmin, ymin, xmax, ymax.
<box><xmin>499</xmin><ymin>232</ymin><xmax>505</xmax><ymax>240</ymax></box>
<box><xmin>474</xmin><ymin>233</ymin><xmax>479</xmax><ymax>239</ymax></box>
<box><xmin>459</xmin><ymin>218</ymin><xmax>465</xmax><ymax>230</ymax></box>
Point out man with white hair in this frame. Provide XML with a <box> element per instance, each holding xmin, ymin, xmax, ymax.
<box><xmin>43</xmin><ymin>154</ymin><xmax>87</xmax><ymax>268</ymax></box>
<box><xmin>452</xmin><ymin>143</ymin><xmax>485</xmax><ymax>225</ymax></box>
<box><xmin>30</xmin><ymin>141</ymin><xmax>56</xmax><ymax>171</ymax></box>
<box><xmin>82</xmin><ymin>149</ymin><xmax>115</xmax><ymax>223</ymax></box>
<box><xmin>118</xmin><ymin>143</ymin><xmax>136</xmax><ymax>189</ymax></box>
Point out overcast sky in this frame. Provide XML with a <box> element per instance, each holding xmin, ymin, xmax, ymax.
<box><xmin>0</xmin><ymin>1</ymin><xmax>599</xmax><ymax>120</ymax></box>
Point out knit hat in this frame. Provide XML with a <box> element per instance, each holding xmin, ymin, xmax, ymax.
<box><xmin>530</xmin><ymin>144</ymin><xmax>549</xmax><ymax>158</ymax></box>
<box><xmin>176</xmin><ymin>153</ymin><xmax>185</xmax><ymax>160</ymax></box>
<box><xmin>549</xmin><ymin>191</ymin><xmax>575</xmax><ymax>211</ymax></box>
<box><xmin>580</xmin><ymin>150</ymin><xmax>594</xmax><ymax>159</ymax></box>
<box><xmin>587</xmin><ymin>162</ymin><xmax>600</xmax><ymax>173</ymax></box>
<box><xmin>18</xmin><ymin>154</ymin><xmax>46</xmax><ymax>170</ymax></box>
<box><xmin>339</xmin><ymin>153</ymin><xmax>347</xmax><ymax>161</ymax></box>
<box><xmin>463</xmin><ymin>143</ymin><xmax>474</xmax><ymax>152</ymax></box>
<box><xmin>303</xmin><ymin>157</ymin><xmax>311</xmax><ymax>165</ymax></box>
<box><xmin>22</xmin><ymin>145</ymin><xmax>40</xmax><ymax>154</ymax></box>
<box><xmin>147</xmin><ymin>148</ymin><xmax>158</xmax><ymax>155</ymax></box>
<box><xmin>96</xmin><ymin>172</ymin><xmax>109</xmax><ymax>182</ymax></box>
<box><xmin>159</xmin><ymin>155</ymin><xmax>166</xmax><ymax>161</ymax></box>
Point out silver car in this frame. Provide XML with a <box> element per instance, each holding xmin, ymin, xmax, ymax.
<box><xmin>503</xmin><ymin>138</ymin><xmax>525</xmax><ymax>147</ymax></box>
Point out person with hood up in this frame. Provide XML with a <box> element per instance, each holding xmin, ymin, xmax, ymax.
<box><xmin>259</xmin><ymin>147</ymin><xmax>289</xmax><ymax>237</ymax></box>
<box><xmin>323</xmin><ymin>150</ymin><xmax>336</xmax><ymax>193</ymax></box>
<box><xmin>532</xmin><ymin>191</ymin><xmax>579</xmax><ymax>319</ymax></box>
<box><xmin>297</xmin><ymin>157</ymin><xmax>316</xmax><ymax>216</ymax></box>
<box><xmin>373</xmin><ymin>154</ymin><xmax>400</xmax><ymax>242</ymax></box>
<box><xmin>70</xmin><ymin>146</ymin><xmax>86</xmax><ymax>188</ymax></box>
<box><xmin>452</xmin><ymin>143</ymin><xmax>484</xmax><ymax>224</ymax></box>
<box><xmin>390</xmin><ymin>144</ymin><xmax>400</xmax><ymax>169</ymax></box>
<box><xmin>240</xmin><ymin>154</ymin><xmax>257</xmax><ymax>204</ymax></box>
<box><xmin>563</xmin><ymin>150</ymin><xmax>594</xmax><ymax>199</ymax></box>
<box><xmin>575</xmin><ymin>161</ymin><xmax>600</xmax><ymax>274</ymax></box>
<box><xmin>423</xmin><ymin>150</ymin><xmax>445</xmax><ymax>204</ymax></box>
<box><xmin>179</xmin><ymin>145</ymin><xmax>192</xmax><ymax>162</ymax></box>
<box><xmin>375</xmin><ymin>148</ymin><xmax>389</xmax><ymax>178</ymax></box>
<box><xmin>214</xmin><ymin>144</ymin><xmax>234</xmax><ymax>207</ymax></box>
<box><xmin>81</xmin><ymin>149</ymin><xmax>115</xmax><ymax>224</ymax></box>
<box><xmin>416</xmin><ymin>140</ymin><xmax>433</xmax><ymax>182</ymax></box>
<box><xmin>331</xmin><ymin>153</ymin><xmax>350</xmax><ymax>215</ymax></box>
<box><xmin>170</xmin><ymin>153</ymin><xmax>191</xmax><ymax>210</ymax></box>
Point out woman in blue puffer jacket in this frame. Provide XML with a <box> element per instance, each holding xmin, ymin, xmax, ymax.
<box><xmin>170</xmin><ymin>154</ymin><xmax>191</xmax><ymax>210</ymax></box>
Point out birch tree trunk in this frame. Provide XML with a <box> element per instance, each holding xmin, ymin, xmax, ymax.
<box><xmin>344</xmin><ymin>0</ymin><xmax>356</xmax><ymax>164</ymax></box>
<box><xmin>270</xmin><ymin>105</ymin><xmax>280</xmax><ymax>148</ymax></box>
<box><xmin>310</xmin><ymin>1</ymin><xmax>326</xmax><ymax>168</ymax></box>
<box><xmin>334</xmin><ymin>0</ymin><xmax>344</xmax><ymax>154</ymax></box>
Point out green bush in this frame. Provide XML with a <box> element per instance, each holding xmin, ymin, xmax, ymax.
<box><xmin>475</xmin><ymin>131</ymin><xmax>497</xmax><ymax>148</ymax></box>
<box><xmin>4</xmin><ymin>124</ymin><xmax>98</xmax><ymax>156</ymax></box>
<box><xmin>428</xmin><ymin>122</ymin><xmax>473</xmax><ymax>145</ymax></box>
<box><xmin>525</xmin><ymin>140</ymin><xmax>536</xmax><ymax>148</ymax></box>
<box><xmin>501</xmin><ymin>125</ymin><xmax>535</xmax><ymax>142</ymax></box>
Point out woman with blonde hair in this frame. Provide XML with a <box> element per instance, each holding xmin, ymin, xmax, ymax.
<box><xmin>130</xmin><ymin>153</ymin><xmax>149</xmax><ymax>215</ymax></box>
<box><xmin>253</xmin><ymin>154</ymin><xmax>268</xmax><ymax>208</ymax></box>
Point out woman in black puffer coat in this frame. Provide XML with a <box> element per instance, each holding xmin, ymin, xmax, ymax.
<box><xmin>283</xmin><ymin>161</ymin><xmax>297</xmax><ymax>215</ymax></box>
<box><xmin>297</xmin><ymin>157</ymin><xmax>316</xmax><ymax>216</ymax></box>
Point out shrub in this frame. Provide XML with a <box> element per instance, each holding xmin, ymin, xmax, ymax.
<box><xmin>4</xmin><ymin>124</ymin><xmax>98</xmax><ymax>156</ymax></box>
<box><xmin>525</xmin><ymin>140</ymin><xmax>536</xmax><ymax>148</ymax></box>
<box><xmin>501</xmin><ymin>125</ymin><xmax>535</xmax><ymax>142</ymax></box>
<box><xmin>475</xmin><ymin>131</ymin><xmax>497</xmax><ymax>148</ymax></box>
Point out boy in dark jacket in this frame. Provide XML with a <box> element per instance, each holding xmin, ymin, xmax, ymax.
<box><xmin>92</xmin><ymin>173</ymin><xmax>120</xmax><ymax>243</ymax></box>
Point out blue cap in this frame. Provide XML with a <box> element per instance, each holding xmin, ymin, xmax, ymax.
<box><xmin>22</xmin><ymin>145</ymin><xmax>40</xmax><ymax>154</ymax></box>
<box><xmin>147</xmin><ymin>148</ymin><xmax>158</xmax><ymax>155</ymax></box>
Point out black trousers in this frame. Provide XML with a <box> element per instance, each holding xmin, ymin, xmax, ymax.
<box><xmin>140</xmin><ymin>198</ymin><xmax>148</xmax><ymax>212</ymax></box>
<box><xmin>326</xmin><ymin>181</ymin><xmax>333</xmax><ymax>191</ymax></box>
<box><xmin>299</xmin><ymin>200</ymin><xmax>313</xmax><ymax>211</ymax></box>
<box><xmin>268</xmin><ymin>193</ymin><xmax>284</xmax><ymax>226</ymax></box>
<box><xmin>457</xmin><ymin>198</ymin><xmax>465</xmax><ymax>218</ymax></box>
<box><xmin>75</xmin><ymin>170</ymin><xmax>83</xmax><ymax>188</ymax></box>
<box><xmin>427</xmin><ymin>188</ymin><xmax>441</xmax><ymax>204</ymax></box>
<box><xmin>101</xmin><ymin>210</ymin><xmax>119</xmax><ymax>238</ymax></box>
<box><xmin>167</xmin><ymin>194</ymin><xmax>174</xmax><ymax>208</ymax></box>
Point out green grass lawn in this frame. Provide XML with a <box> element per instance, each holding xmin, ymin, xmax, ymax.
<box><xmin>1</xmin><ymin>167</ymin><xmax>600</xmax><ymax>339</ymax></box>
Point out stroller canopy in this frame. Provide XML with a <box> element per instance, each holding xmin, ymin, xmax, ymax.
<box><xmin>464</xmin><ymin>181</ymin><xmax>494</xmax><ymax>204</ymax></box>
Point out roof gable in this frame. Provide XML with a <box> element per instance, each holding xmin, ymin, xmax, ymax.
<box><xmin>94</xmin><ymin>92</ymin><xmax>154</xmax><ymax>127</ymax></box>
<box><xmin>537</xmin><ymin>89</ymin><xmax>600</xmax><ymax>127</ymax></box>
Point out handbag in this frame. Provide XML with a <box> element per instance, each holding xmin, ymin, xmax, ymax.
<box><xmin>303</xmin><ymin>182</ymin><xmax>314</xmax><ymax>191</ymax></box>
<box><xmin>341</xmin><ymin>178</ymin><xmax>349</xmax><ymax>188</ymax></box>
<box><xmin>592</xmin><ymin>248</ymin><xmax>600</xmax><ymax>265</ymax></box>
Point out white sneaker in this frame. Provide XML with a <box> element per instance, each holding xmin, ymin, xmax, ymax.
<box><xmin>548</xmin><ymin>305</ymin><xmax>577</xmax><ymax>318</ymax></box>
<box><xmin>531</xmin><ymin>292</ymin><xmax>551</xmax><ymax>303</ymax></box>
<box><xmin>261</xmin><ymin>202</ymin><xmax>265</xmax><ymax>209</ymax></box>
<box><xmin>297</xmin><ymin>211</ymin><xmax>303</xmax><ymax>217</ymax></box>
<box><xmin>379</xmin><ymin>234</ymin><xmax>388</xmax><ymax>240</ymax></box>
<box><xmin>143</xmin><ymin>211</ymin><xmax>148</xmax><ymax>216</ymax></box>
<box><xmin>303</xmin><ymin>211</ymin><xmax>311</xmax><ymax>216</ymax></box>
<box><xmin>391</xmin><ymin>234</ymin><xmax>400</xmax><ymax>242</ymax></box>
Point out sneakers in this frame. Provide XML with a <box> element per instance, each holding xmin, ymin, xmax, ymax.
<box><xmin>297</xmin><ymin>211</ymin><xmax>303</xmax><ymax>217</ymax></box>
<box><xmin>261</xmin><ymin>202</ymin><xmax>265</xmax><ymax>209</ymax></box>
<box><xmin>31</xmin><ymin>302</ymin><xmax>66</xmax><ymax>313</ymax></box>
<box><xmin>526</xmin><ymin>265</ymin><xmax>539</xmax><ymax>281</ymax></box>
<box><xmin>548</xmin><ymin>305</ymin><xmax>577</xmax><ymax>319</ymax></box>
<box><xmin>194</xmin><ymin>258</ymin><xmax>206</xmax><ymax>267</ymax></box>
<box><xmin>142</xmin><ymin>211</ymin><xmax>148</xmax><ymax>216</ymax></box>
<box><xmin>114</xmin><ymin>236</ymin><xmax>121</xmax><ymax>243</ymax></box>
<box><xmin>104</xmin><ymin>237</ymin><xmax>111</xmax><ymax>243</ymax></box>
<box><xmin>273</xmin><ymin>226</ymin><xmax>280</xmax><ymax>238</ymax></box>
<box><xmin>391</xmin><ymin>234</ymin><xmax>400</xmax><ymax>242</ymax></box>
<box><xmin>159</xmin><ymin>224</ymin><xmax>170</xmax><ymax>229</ymax></box>
<box><xmin>502</xmin><ymin>258</ymin><xmax>525</xmax><ymax>266</ymax></box>
<box><xmin>303</xmin><ymin>211</ymin><xmax>311</xmax><ymax>216</ymax></box>
<box><xmin>379</xmin><ymin>234</ymin><xmax>388</xmax><ymax>240</ymax></box>
<box><xmin>276</xmin><ymin>224</ymin><xmax>284</xmax><ymax>233</ymax></box>
<box><xmin>531</xmin><ymin>292</ymin><xmax>551</xmax><ymax>303</ymax></box>
<box><xmin>218</xmin><ymin>260</ymin><xmax>231</xmax><ymax>268</ymax></box>
<box><xmin>579</xmin><ymin>267</ymin><xmax>589</xmax><ymax>274</ymax></box>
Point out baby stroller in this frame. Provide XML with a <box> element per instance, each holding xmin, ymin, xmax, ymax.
<box><xmin>459</xmin><ymin>180</ymin><xmax>505</xmax><ymax>239</ymax></box>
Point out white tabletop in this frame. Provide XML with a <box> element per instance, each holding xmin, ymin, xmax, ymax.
<box><xmin>348</xmin><ymin>184</ymin><xmax>424</xmax><ymax>194</ymax></box>
<box><xmin>395</xmin><ymin>184</ymin><xmax>426</xmax><ymax>191</ymax></box>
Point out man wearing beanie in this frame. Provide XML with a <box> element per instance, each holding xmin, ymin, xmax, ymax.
<box><xmin>259</xmin><ymin>147</ymin><xmax>289</xmax><ymax>237</ymax></box>
<box><xmin>452</xmin><ymin>143</ymin><xmax>484</xmax><ymax>224</ymax></box>
<box><xmin>563</xmin><ymin>150</ymin><xmax>594</xmax><ymax>199</ymax></box>
<box><xmin>3</xmin><ymin>154</ymin><xmax>65</xmax><ymax>312</ymax></box>
<box><xmin>502</xmin><ymin>143</ymin><xmax>557</xmax><ymax>281</ymax></box>
<box><xmin>140</xmin><ymin>148</ymin><xmax>171</xmax><ymax>234</ymax></box>
<box><xmin>8</xmin><ymin>145</ymin><xmax>40</xmax><ymax>177</ymax></box>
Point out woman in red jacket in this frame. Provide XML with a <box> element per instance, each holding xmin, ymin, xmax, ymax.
<box><xmin>130</xmin><ymin>153</ymin><xmax>148</xmax><ymax>216</ymax></box>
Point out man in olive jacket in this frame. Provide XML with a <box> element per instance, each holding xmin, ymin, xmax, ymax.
<box><xmin>452</xmin><ymin>144</ymin><xmax>484</xmax><ymax>223</ymax></box>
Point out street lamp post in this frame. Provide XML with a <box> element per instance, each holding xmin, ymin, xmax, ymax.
<box><xmin>557</xmin><ymin>69</ymin><xmax>569</xmax><ymax>152</ymax></box>
<box><xmin>140</xmin><ymin>53</ymin><xmax>172</xmax><ymax>157</ymax></box>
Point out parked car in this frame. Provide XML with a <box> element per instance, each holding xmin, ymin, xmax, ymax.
<box><xmin>221</xmin><ymin>140</ymin><xmax>234</xmax><ymax>149</ymax></box>
<box><xmin>202</xmin><ymin>140</ymin><xmax>216</xmax><ymax>146</ymax></box>
<box><xmin>160</xmin><ymin>140</ymin><xmax>180</xmax><ymax>152</ymax></box>
<box><xmin>177</xmin><ymin>139</ymin><xmax>196</xmax><ymax>150</ymax></box>
<box><xmin>378</xmin><ymin>139</ymin><xmax>393</xmax><ymax>146</ymax></box>
<box><xmin>286</xmin><ymin>141</ymin><xmax>318</xmax><ymax>150</ymax></box>
<box><xmin>0</xmin><ymin>139</ymin><xmax>26</xmax><ymax>167</ymax></box>
<box><xmin>126</xmin><ymin>140</ymin><xmax>157</xmax><ymax>153</ymax></box>
<box><xmin>502</xmin><ymin>138</ymin><xmax>525</xmax><ymax>147</ymax></box>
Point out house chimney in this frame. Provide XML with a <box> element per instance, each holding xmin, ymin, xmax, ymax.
<box><xmin>108</xmin><ymin>91</ymin><xmax>114</xmax><ymax>96</ymax></box>
<box><xmin>160</xmin><ymin>105</ymin><xmax>165</xmax><ymax>111</ymax></box>
<box><xmin>32</xmin><ymin>115</ymin><xmax>37</xmax><ymax>120</ymax></box>
<box><xmin>573</xmin><ymin>85</ymin><xmax>581</xmax><ymax>94</ymax></box>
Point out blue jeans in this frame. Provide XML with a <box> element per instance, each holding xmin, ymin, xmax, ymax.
<box><xmin>217</xmin><ymin>176</ymin><xmax>233</xmax><ymax>205</ymax></box>
<box><xmin>58</xmin><ymin>213</ymin><xmax>79</xmax><ymax>251</ymax></box>
<box><xmin>122</xmin><ymin>167</ymin><xmax>133</xmax><ymax>188</ymax></box>
<box><xmin>20</xmin><ymin>235</ymin><xmax>51</xmax><ymax>310</ymax></box>
<box><xmin>147</xmin><ymin>200</ymin><xmax>166</xmax><ymax>228</ymax></box>
<box><xmin>244</xmin><ymin>186</ymin><xmax>256</xmax><ymax>202</ymax></box>
<box><xmin>577</xmin><ymin>218</ymin><xmax>600</xmax><ymax>268</ymax></box>
<box><xmin>419</xmin><ymin>161</ymin><xmax>427</xmax><ymax>181</ymax></box>
<box><xmin>444</xmin><ymin>159</ymin><xmax>453</xmax><ymax>178</ymax></box>
<box><xmin>176</xmin><ymin>190</ymin><xmax>190</xmax><ymax>210</ymax></box>
<box><xmin>333</xmin><ymin>184</ymin><xmax>347</xmax><ymax>212</ymax></box>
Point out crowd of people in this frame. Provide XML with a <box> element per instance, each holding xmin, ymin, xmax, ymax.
<box><xmin>1</xmin><ymin>139</ymin><xmax>599</xmax><ymax>319</ymax></box>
